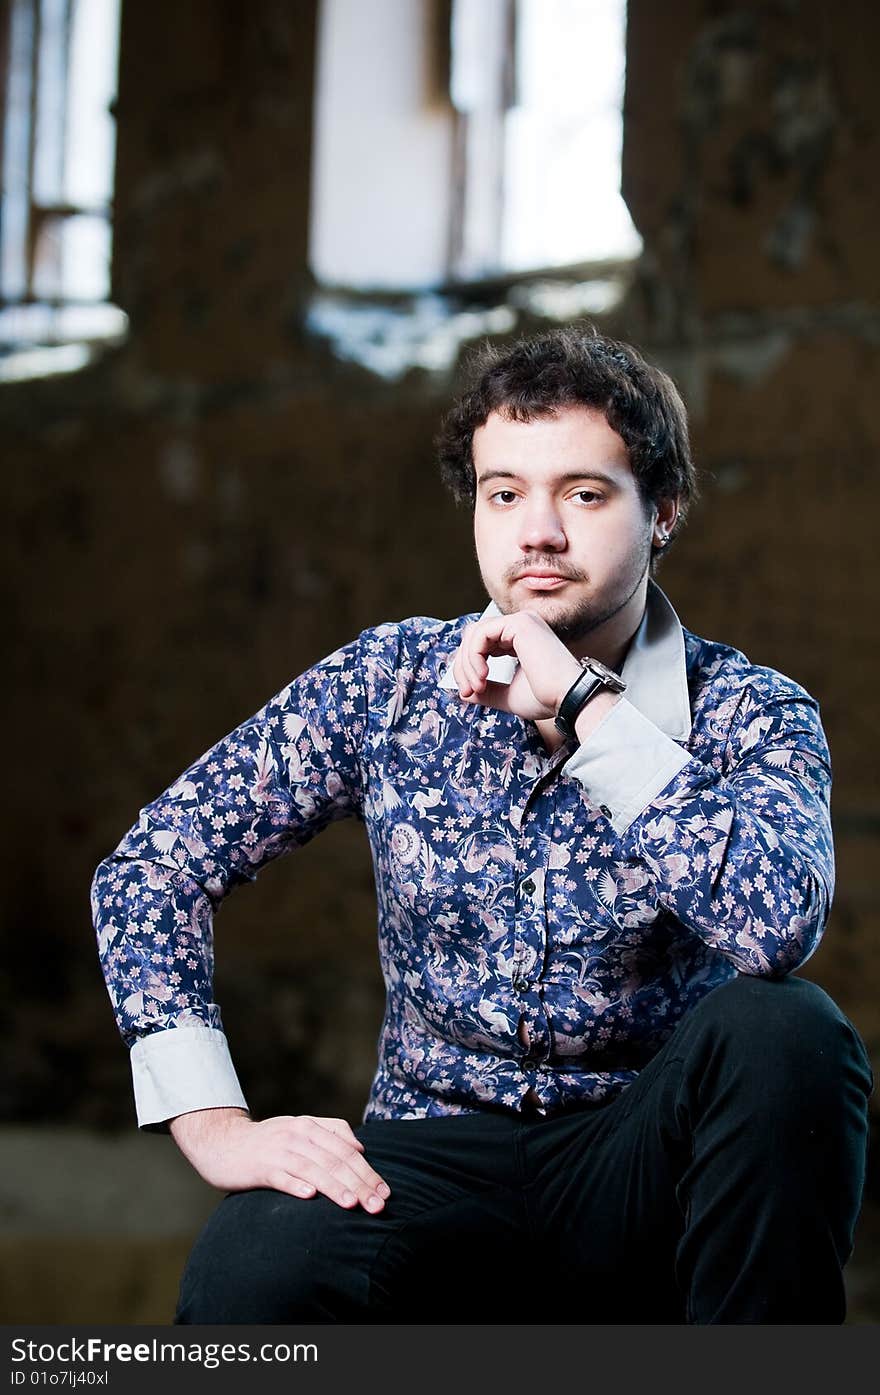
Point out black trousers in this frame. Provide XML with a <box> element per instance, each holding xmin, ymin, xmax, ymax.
<box><xmin>175</xmin><ymin>976</ymin><xmax>873</xmax><ymax>1324</ymax></box>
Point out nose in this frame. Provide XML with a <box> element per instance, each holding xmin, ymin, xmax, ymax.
<box><xmin>516</xmin><ymin>493</ymin><xmax>567</xmax><ymax>553</ymax></box>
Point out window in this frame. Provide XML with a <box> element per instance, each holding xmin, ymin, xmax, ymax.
<box><xmin>310</xmin><ymin>0</ymin><xmax>639</xmax><ymax>287</ymax></box>
<box><xmin>308</xmin><ymin>0</ymin><xmax>640</xmax><ymax>376</ymax></box>
<box><xmin>454</xmin><ymin>0</ymin><xmax>641</xmax><ymax>278</ymax></box>
<box><xmin>0</xmin><ymin>0</ymin><xmax>126</xmax><ymax>381</ymax></box>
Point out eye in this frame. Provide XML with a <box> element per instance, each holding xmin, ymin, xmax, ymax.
<box><xmin>490</xmin><ymin>490</ymin><xmax>518</xmax><ymax>506</ymax></box>
<box><xmin>571</xmin><ymin>489</ymin><xmax>603</xmax><ymax>506</ymax></box>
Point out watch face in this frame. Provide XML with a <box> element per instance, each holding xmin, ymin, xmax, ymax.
<box><xmin>585</xmin><ymin>659</ymin><xmax>626</xmax><ymax>690</ymax></box>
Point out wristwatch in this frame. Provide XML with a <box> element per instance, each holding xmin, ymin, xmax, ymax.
<box><xmin>554</xmin><ymin>658</ymin><xmax>627</xmax><ymax>740</ymax></box>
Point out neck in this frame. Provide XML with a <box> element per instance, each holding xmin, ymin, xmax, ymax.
<box><xmin>567</xmin><ymin>577</ymin><xmax>649</xmax><ymax>673</ymax></box>
<box><xmin>534</xmin><ymin>581</ymin><xmax>648</xmax><ymax>756</ymax></box>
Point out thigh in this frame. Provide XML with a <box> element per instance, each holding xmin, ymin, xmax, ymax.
<box><xmin>176</xmin><ymin>1112</ymin><xmax>529</xmax><ymax>1323</ymax></box>
<box><xmin>357</xmin><ymin>1112</ymin><xmax>533</xmax><ymax>1321</ymax></box>
<box><xmin>522</xmin><ymin>1056</ymin><xmax>692</xmax><ymax>1323</ymax></box>
<box><xmin>175</xmin><ymin>1181</ymin><xmax>378</xmax><ymax>1323</ymax></box>
<box><xmin>520</xmin><ymin>975</ymin><xmax>874</xmax><ymax>1324</ymax></box>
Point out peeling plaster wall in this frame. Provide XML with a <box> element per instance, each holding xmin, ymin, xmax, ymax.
<box><xmin>2</xmin><ymin>0</ymin><xmax>878</xmax><ymax>1322</ymax></box>
<box><xmin>624</xmin><ymin>0</ymin><xmax>880</xmax><ymax>1068</ymax></box>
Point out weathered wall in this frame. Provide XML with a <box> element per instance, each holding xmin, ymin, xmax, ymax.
<box><xmin>2</xmin><ymin>0</ymin><xmax>878</xmax><ymax>1322</ymax></box>
<box><xmin>624</xmin><ymin>0</ymin><xmax>880</xmax><ymax>1046</ymax></box>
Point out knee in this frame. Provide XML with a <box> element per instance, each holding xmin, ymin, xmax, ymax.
<box><xmin>680</xmin><ymin>974</ymin><xmax>872</xmax><ymax>1108</ymax></box>
<box><xmin>175</xmin><ymin>1189</ymin><xmax>327</xmax><ymax>1324</ymax></box>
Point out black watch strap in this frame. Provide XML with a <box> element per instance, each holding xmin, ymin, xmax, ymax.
<box><xmin>554</xmin><ymin>662</ymin><xmax>626</xmax><ymax>740</ymax></box>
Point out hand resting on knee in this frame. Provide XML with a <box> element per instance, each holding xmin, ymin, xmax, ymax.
<box><xmin>169</xmin><ymin>1107</ymin><xmax>391</xmax><ymax>1213</ymax></box>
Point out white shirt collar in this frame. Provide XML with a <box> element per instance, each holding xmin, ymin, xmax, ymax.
<box><xmin>438</xmin><ymin>579</ymin><xmax>692</xmax><ymax>741</ymax></box>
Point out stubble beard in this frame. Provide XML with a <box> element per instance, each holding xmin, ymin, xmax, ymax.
<box><xmin>486</xmin><ymin>532</ymin><xmax>653</xmax><ymax>649</ymax></box>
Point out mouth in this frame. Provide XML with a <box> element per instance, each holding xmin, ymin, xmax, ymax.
<box><xmin>515</xmin><ymin>573</ymin><xmax>571</xmax><ymax>591</ymax></box>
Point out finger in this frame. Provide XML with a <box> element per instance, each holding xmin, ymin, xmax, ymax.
<box><xmin>330</xmin><ymin>1146</ymin><xmax>391</xmax><ymax>1201</ymax></box>
<box><xmin>264</xmin><ymin>1169</ymin><xmax>322</xmax><ymax>1203</ymax></box>
<box><xmin>280</xmin><ymin>1151</ymin><xmax>388</xmax><ymax>1212</ymax></box>
<box><xmin>452</xmin><ymin>650</ymin><xmax>473</xmax><ymax>698</ymax></box>
<box><xmin>454</xmin><ymin>629</ymin><xmax>480</xmax><ymax>697</ymax></box>
<box><xmin>278</xmin><ymin>1171</ymin><xmax>386</xmax><ymax>1213</ymax></box>
<box><xmin>466</xmin><ymin>649</ymin><xmax>489</xmax><ymax>695</ymax></box>
<box><xmin>275</xmin><ymin>1174</ymin><xmax>317</xmax><ymax>1199</ymax></box>
<box><xmin>458</xmin><ymin>634</ymin><xmax>488</xmax><ymax>697</ymax></box>
<box><xmin>295</xmin><ymin>1130</ymin><xmax>390</xmax><ymax>1201</ymax></box>
<box><xmin>305</xmin><ymin>1121</ymin><xmax>389</xmax><ymax>1194</ymax></box>
<box><xmin>465</xmin><ymin>619</ymin><xmax>521</xmax><ymax>693</ymax></box>
<box><xmin>469</xmin><ymin>617</ymin><xmax>516</xmax><ymax>659</ymax></box>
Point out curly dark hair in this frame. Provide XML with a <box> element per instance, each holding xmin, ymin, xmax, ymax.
<box><xmin>436</xmin><ymin>324</ymin><xmax>698</xmax><ymax>563</ymax></box>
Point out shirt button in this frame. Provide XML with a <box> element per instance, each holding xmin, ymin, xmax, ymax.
<box><xmin>521</xmin><ymin>878</ymin><xmax>536</xmax><ymax>896</ymax></box>
<box><xmin>513</xmin><ymin>976</ymin><xmax>530</xmax><ymax>994</ymax></box>
<box><xmin>599</xmin><ymin>805</ymin><xmax>612</xmax><ymax>819</ymax></box>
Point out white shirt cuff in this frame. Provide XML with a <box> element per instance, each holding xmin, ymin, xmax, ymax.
<box><xmin>130</xmin><ymin>1025</ymin><xmax>249</xmax><ymax>1130</ymax></box>
<box><xmin>563</xmin><ymin>696</ymin><xmax>691</xmax><ymax>835</ymax></box>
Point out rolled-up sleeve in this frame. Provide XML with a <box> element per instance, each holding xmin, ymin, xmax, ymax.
<box><xmin>130</xmin><ymin>1025</ymin><xmax>248</xmax><ymax>1130</ymax></box>
<box><xmin>563</xmin><ymin>697</ymin><xmax>691</xmax><ymax>836</ymax></box>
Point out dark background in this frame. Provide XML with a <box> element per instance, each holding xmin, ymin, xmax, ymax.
<box><xmin>2</xmin><ymin>0</ymin><xmax>878</xmax><ymax>1322</ymax></box>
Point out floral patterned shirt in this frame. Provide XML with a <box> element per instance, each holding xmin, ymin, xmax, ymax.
<box><xmin>91</xmin><ymin>582</ymin><xmax>834</xmax><ymax>1128</ymax></box>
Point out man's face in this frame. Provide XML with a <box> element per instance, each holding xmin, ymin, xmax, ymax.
<box><xmin>472</xmin><ymin>404</ymin><xmax>670</xmax><ymax>652</ymax></box>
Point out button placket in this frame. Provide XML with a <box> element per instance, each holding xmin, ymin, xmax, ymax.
<box><xmin>514</xmin><ymin>855</ymin><xmax>549</xmax><ymax>1066</ymax></box>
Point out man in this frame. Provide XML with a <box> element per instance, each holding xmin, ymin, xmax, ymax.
<box><xmin>92</xmin><ymin>326</ymin><xmax>872</xmax><ymax>1324</ymax></box>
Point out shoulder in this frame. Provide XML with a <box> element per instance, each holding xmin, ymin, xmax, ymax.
<box><xmin>357</xmin><ymin>611</ymin><xmax>480</xmax><ymax>674</ymax></box>
<box><xmin>359</xmin><ymin>612</ymin><xmax>472</xmax><ymax>648</ymax></box>
<box><xmin>299</xmin><ymin>612</ymin><xmax>477</xmax><ymax>719</ymax></box>
<box><xmin>682</xmin><ymin>626</ymin><xmax>827</xmax><ymax>766</ymax></box>
<box><xmin>683</xmin><ymin>626</ymin><xmax>817</xmax><ymax>711</ymax></box>
<box><xmin>255</xmin><ymin>611</ymin><xmax>479</xmax><ymax>739</ymax></box>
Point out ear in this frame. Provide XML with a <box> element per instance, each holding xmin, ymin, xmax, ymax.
<box><xmin>651</xmin><ymin>496</ymin><xmax>679</xmax><ymax>549</ymax></box>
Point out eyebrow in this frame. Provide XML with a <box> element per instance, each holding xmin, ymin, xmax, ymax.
<box><xmin>475</xmin><ymin>469</ymin><xmax>620</xmax><ymax>489</ymax></box>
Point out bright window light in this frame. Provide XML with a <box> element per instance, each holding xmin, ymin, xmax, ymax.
<box><xmin>310</xmin><ymin>0</ymin><xmax>640</xmax><ymax>292</ymax></box>
<box><xmin>0</xmin><ymin>0</ymin><xmax>127</xmax><ymax>374</ymax></box>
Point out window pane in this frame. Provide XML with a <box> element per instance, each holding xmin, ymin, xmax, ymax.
<box><xmin>31</xmin><ymin>213</ymin><xmax>64</xmax><ymax>299</ymax></box>
<box><xmin>1</xmin><ymin>0</ymin><xmax>37</xmax><ymax>299</ymax></box>
<box><xmin>503</xmin><ymin>107</ymin><xmax>642</xmax><ymax>269</ymax></box>
<box><xmin>502</xmin><ymin>0</ymin><xmax>641</xmax><ymax>270</ymax></box>
<box><xmin>65</xmin><ymin>0</ymin><xmax>121</xmax><ymax>207</ymax></box>
<box><xmin>450</xmin><ymin>0</ymin><xmax>509</xmax><ymax>112</ymax></box>
<box><xmin>29</xmin><ymin>211</ymin><xmax>110</xmax><ymax>300</ymax></box>
<box><xmin>32</xmin><ymin>0</ymin><xmax>69</xmax><ymax>206</ymax></box>
<box><xmin>310</xmin><ymin>0</ymin><xmax>455</xmax><ymax>289</ymax></box>
<box><xmin>1</xmin><ymin>0</ymin><xmax>123</xmax><ymax>367</ymax></box>
<box><xmin>61</xmin><ymin>212</ymin><xmax>111</xmax><ymax>299</ymax></box>
<box><xmin>516</xmin><ymin>0</ymin><xmax>625</xmax><ymax>114</ymax></box>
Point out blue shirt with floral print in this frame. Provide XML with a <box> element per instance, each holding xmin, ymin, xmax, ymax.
<box><xmin>91</xmin><ymin>582</ymin><xmax>834</xmax><ymax>1128</ymax></box>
